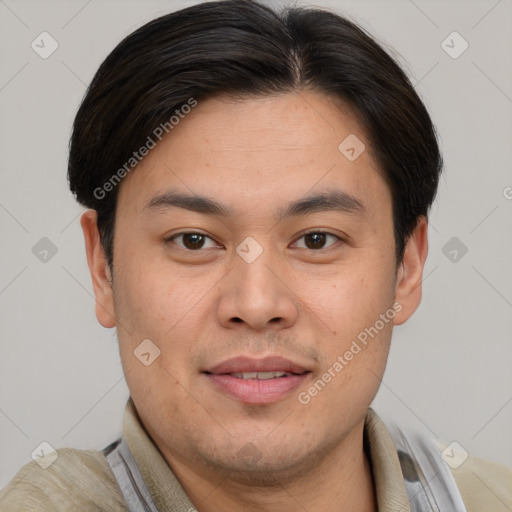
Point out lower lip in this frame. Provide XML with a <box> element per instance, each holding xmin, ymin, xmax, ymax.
<box><xmin>205</xmin><ymin>373</ymin><xmax>309</xmax><ymax>404</ymax></box>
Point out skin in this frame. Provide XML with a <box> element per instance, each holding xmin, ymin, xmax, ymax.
<box><xmin>81</xmin><ymin>90</ymin><xmax>428</xmax><ymax>512</ymax></box>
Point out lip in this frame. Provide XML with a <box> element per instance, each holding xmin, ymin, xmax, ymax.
<box><xmin>205</xmin><ymin>355</ymin><xmax>310</xmax><ymax>375</ymax></box>
<box><xmin>203</xmin><ymin>355</ymin><xmax>312</xmax><ymax>405</ymax></box>
<box><xmin>205</xmin><ymin>373</ymin><xmax>309</xmax><ymax>404</ymax></box>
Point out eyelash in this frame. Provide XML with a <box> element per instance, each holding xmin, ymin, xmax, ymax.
<box><xmin>166</xmin><ymin>230</ymin><xmax>343</xmax><ymax>252</ymax></box>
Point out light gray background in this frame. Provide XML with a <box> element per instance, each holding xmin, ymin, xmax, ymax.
<box><xmin>1</xmin><ymin>0</ymin><xmax>511</xmax><ymax>488</ymax></box>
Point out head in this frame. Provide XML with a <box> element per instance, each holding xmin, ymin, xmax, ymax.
<box><xmin>69</xmin><ymin>0</ymin><xmax>440</xmax><ymax>482</ymax></box>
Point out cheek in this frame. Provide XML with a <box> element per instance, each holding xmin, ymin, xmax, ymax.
<box><xmin>113</xmin><ymin>250</ymin><xmax>181</xmax><ymax>326</ymax></box>
<box><xmin>304</xmin><ymin>319</ymin><xmax>393</xmax><ymax>418</ymax></box>
<box><xmin>112</xmin><ymin>261</ymin><xmax>205</xmax><ymax>378</ymax></box>
<box><xmin>300</xmin><ymin>260</ymin><xmax>396</xmax><ymax>393</ymax></box>
<box><xmin>114</xmin><ymin>273</ymin><xmax>192</xmax><ymax>411</ymax></box>
<box><xmin>304</xmin><ymin>266</ymin><xmax>394</xmax><ymax>338</ymax></box>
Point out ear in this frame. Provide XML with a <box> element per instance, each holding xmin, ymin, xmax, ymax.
<box><xmin>80</xmin><ymin>209</ymin><xmax>116</xmax><ymax>328</ymax></box>
<box><xmin>393</xmin><ymin>216</ymin><xmax>429</xmax><ymax>325</ymax></box>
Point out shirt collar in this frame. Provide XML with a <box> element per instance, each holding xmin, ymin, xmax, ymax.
<box><xmin>122</xmin><ymin>397</ymin><xmax>410</xmax><ymax>511</ymax></box>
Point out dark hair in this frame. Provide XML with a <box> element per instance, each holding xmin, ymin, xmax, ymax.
<box><xmin>68</xmin><ymin>0</ymin><xmax>442</xmax><ymax>270</ymax></box>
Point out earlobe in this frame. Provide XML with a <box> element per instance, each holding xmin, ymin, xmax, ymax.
<box><xmin>80</xmin><ymin>209</ymin><xmax>116</xmax><ymax>328</ymax></box>
<box><xmin>393</xmin><ymin>216</ymin><xmax>429</xmax><ymax>325</ymax></box>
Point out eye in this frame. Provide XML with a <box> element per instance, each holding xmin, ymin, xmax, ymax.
<box><xmin>167</xmin><ymin>232</ymin><xmax>220</xmax><ymax>251</ymax></box>
<box><xmin>292</xmin><ymin>231</ymin><xmax>342</xmax><ymax>250</ymax></box>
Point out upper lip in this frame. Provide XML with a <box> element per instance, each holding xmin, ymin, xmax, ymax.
<box><xmin>204</xmin><ymin>356</ymin><xmax>311</xmax><ymax>375</ymax></box>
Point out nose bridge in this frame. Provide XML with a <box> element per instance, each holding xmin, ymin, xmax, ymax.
<box><xmin>216</xmin><ymin>235</ymin><xmax>298</xmax><ymax>330</ymax></box>
<box><xmin>234</xmin><ymin>236</ymin><xmax>282</xmax><ymax>310</ymax></box>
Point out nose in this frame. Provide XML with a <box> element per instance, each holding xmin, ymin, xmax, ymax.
<box><xmin>216</xmin><ymin>243</ymin><xmax>299</xmax><ymax>332</ymax></box>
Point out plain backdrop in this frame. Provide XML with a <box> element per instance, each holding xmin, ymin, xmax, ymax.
<box><xmin>1</xmin><ymin>0</ymin><xmax>511</xmax><ymax>488</ymax></box>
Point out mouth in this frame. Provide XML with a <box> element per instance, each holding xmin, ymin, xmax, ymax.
<box><xmin>203</xmin><ymin>356</ymin><xmax>312</xmax><ymax>404</ymax></box>
<box><xmin>224</xmin><ymin>371</ymin><xmax>298</xmax><ymax>380</ymax></box>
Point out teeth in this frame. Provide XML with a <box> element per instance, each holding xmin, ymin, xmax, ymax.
<box><xmin>230</xmin><ymin>371</ymin><xmax>292</xmax><ymax>380</ymax></box>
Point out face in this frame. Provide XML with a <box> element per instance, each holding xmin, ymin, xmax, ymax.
<box><xmin>82</xmin><ymin>90</ymin><xmax>427</xmax><ymax>482</ymax></box>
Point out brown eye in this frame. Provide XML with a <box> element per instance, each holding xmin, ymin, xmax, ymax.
<box><xmin>294</xmin><ymin>231</ymin><xmax>340</xmax><ymax>250</ymax></box>
<box><xmin>169</xmin><ymin>233</ymin><xmax>218</xmax><ymax>250</ymax></box>
<box><xmin>305</xmin><ymin>232</ymin><xmax>327</xmax><ymax>249</ymax></box>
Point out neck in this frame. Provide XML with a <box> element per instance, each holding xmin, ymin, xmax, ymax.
<box><xmin>161</xmin><ymin>420</ymin><xmax>377</xmax><ymax>512</ymax></box>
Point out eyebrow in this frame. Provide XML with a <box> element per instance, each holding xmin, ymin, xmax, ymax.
<box><xmin>144</xmin><ymin>188</ymin><xmax>365</xmax><ymax>221</ymax></box>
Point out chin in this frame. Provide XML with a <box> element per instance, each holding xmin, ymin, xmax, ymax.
<box><xmin>196</xmin><ymin>438</ymin><xmax>326</xmax><ymax>486</ymax></box>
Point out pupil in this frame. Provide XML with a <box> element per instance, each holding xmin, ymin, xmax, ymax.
<box><xmin>306</xmin><ymin>232</ymin><xmax>326</xmax><ymax>249</ymax></box>
<box><xmin>184</xmin><ymin>233</ymin><xmax>204</xmax><ymax>250</ymax></box>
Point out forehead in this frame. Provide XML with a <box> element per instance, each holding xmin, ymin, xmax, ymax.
<box><xmin>117</xmin><ymin>90</ymin><xmax>390</xmax><ymax>217</ymax></box>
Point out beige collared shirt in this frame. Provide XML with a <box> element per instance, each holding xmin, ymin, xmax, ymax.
<box><xmin>1</xmin><ymin>397</ymin><xmax>510</xmax><ymax>511</ymax></box>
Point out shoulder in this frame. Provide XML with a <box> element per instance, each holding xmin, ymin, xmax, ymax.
<box><xmin>450</xmin><ymin>454</ymin><xmax>512</xmax><ymax>512</ymax></box>
<box><xmin>0</xmin><ymin>446</ymin><xmax>128</xmax><ymax>512</ymax></box>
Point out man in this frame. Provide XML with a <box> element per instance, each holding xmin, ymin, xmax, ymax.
<box><xmin>1</xmin><ymin>1</ymin><xmax>510</xmax><ymax>511</ymax></box>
